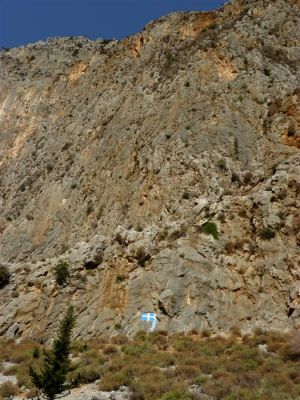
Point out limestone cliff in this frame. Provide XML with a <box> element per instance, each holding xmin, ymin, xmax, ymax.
<box><xmin>0</xmin><ymin>0</ymin><xmax>299</xmax><ymax>340</ymax></box>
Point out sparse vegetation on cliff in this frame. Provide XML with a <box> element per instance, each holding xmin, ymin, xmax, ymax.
<box><xmin>259</xmin><ymin>227</ymin><xmax>276</xmax><ymax>240</ymax></box>
<box><xmin>201</xmin><ymin>222</ymin><xmax>219</xmax><ymax>240</ymax></box>
<box><xmin>54</xmin><ymin>260</ymin><xmax>70</xmax><ymax>286</ymax></box>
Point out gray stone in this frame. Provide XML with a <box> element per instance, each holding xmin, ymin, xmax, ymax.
<box><xmin>6</xmin><ymin>322</ymin><xmax>19</xmax><ymax>338</ymax></box>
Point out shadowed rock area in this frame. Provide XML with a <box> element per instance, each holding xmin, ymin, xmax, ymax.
<box><xmin>0</xmin><ymin>0</ymin><xmax>299</xmax><ymax>340</ymax></box>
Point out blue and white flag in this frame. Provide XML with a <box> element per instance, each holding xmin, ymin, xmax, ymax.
<box><xmin>140</xmin><ymin>312</ymin><xmax>157</xmax><ymax>332</ymax></box>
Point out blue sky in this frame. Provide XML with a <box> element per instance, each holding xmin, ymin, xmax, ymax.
<box><xmin>0</xmin><ymin>0</ymin><xmax>224</xmax><ymax>48</ymax></box>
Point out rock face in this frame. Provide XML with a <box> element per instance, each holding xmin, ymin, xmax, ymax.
<box><xmin>0</xmin><ymin>0</ymin><xmax>299</xmax><ymax>340</ymax></box>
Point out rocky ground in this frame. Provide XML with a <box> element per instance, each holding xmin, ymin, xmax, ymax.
<box><xmin>39</xmin><ymin>385</ymin><xmax>133</xmax><ymax>400</ymax></box>
<box><xmin>0</xmin><ymin>0</ymin><xmax>299</xmax><ymax>340</ymax></box>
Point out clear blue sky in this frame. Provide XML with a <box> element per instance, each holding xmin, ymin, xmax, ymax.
<box><xmin>0</xmin><ymin>0</ymin><xmax>224</xmax><ymax>48</ymax></box>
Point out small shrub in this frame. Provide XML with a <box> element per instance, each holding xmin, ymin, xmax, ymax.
<box><xmin>259</xmin><ymin>227</ymin><xmax>275</xmax><ymax>240</ymax></box>
<box><xmin>86</xmin><ymin>201</ymin><xmax>94</xmax><ymax>215</ymax></box>
<box><xmin>156</xmin><ymin>330</ymin><xmax>168</xmax><ymax>337</ymax></box>
<box><xmin>122</xmin><ymin>343</ymin><xmax>152</xmax><ymax>356</ymax></box>
<box><xmin>156</xmin><ymin>228</ymin><xmax>168</xmax><ymax>242</ymax></box>
<box><xmin>172</xmin><ymin>337</ymin><xmax>194</xmax><ymax>352</ymax></box>
<box><xmin>201</xmin><ymin>328</ymin><xmax>212</xmax><ymax>337</ymax></box>
<box><xmin>71</xmin><ymin>340</ymin><xmax>88</xmax><ymax>354</ymax></box>
<box><xmin>262</xmin><ymin>45</ymin><xmax>286</xmax><ymax>64</ymax></box>
<box><xmin>72</xmin><ymin>48</ymin><xmax>79</xmax><ymax>57</ymax></box>
<box><xmin>160</xmin><ymin>390</ymin><xmax>193</xmax><ymax>400</ymax></box>
<box><xmin>243</xmin><ymin>172</ymin><xmax>253</xmax><ymax>185</ymax></box>
<box><xmin>78</xmin><ymin>348</ymin><xmax>106</xmax><ymax>366</ymax></box>
<box><xmin>230</xmin><ymin>325</ymin><xmax>242</xmax><ymax>337</ymax></box>
<box><xmin>193</xmin><ymin>375</ymin><xmax>209</xmax><ymax>385</ymax></box>
<box><xmin>172</xmin><ymin>365</ymin><xmax>201</xmax><ymax>380</ymax></box>
<box><xmin>284</xmin><ymin>330</ymin><xmax>300</xmax><ymax>361</ymax></box>
<box><xmin>130</xmin><ymin>369</ymin><xmax>171</xmax><ymax>400</ymax></box>
<box><xmin>115</xmin><ymin>232</ymin><xmax>126</xmax><ymax>246</ymax></box>
<box><xmin>0</xmin><ymin>265</ymin><xmax>10</xmax><ymax>289</ymax></box>
<box><xmin>254</xmin><ymin>327</ymin><xmax>265</xmax><ymax>336</ymax></box>
<box><xmin>0</xmin><ymin>340</ymin><xmax>37</xmax><ymax>364</ymax></box>
<box><xmin>187</xmin><ymin>328</ymin><xmax>199</xmax><ymax>336</ymax></box>
<box><xmin>238</xmin><ymin>209</ymin><xmax>248</xmax><ymax>218</ymax></box>
<box><xmin>103</xmin><ymin>345</ymin><xmax>118</xmax><ymax>356</ymax></box>
<box><xmin>98</xmin><ymin>370</ymin><xmax>131</xmax><ymax>391</ymax></box>
<box><xmin>168</xmin><ymin>227</ymin><xmax>186</xmax><ymax>241</ymax></box>
<box><xmin>149</xmin><ymin>334</ymin><xmax>168</xmax><ymax>350</ymax></box>
<box><xmin>201</xmin><ymin>222</ymin><xmax>219</xmax><ymax>240</ymax></box>
<box><xmin>135</xmin><ymin>247</ymin><xmax>151</xmax><ymax>267</ymax></box>
<box><xmin>164</xmin><ymin>50</ymin><xmax>176</xmax><ymax>66</ymax></box>
<box><xmin>25</xmin><ymin>388</ymin><xmax>39</xmax><ymax>399</ymax></box>
<box><xmin>231</xmin><ymin>172</ymin><xmax>240</xmax><ymax>183</ymax></box>
<box><xmin>129</xmin><ymin>392</ymin><xmax>144</xmax><ymax>400</ymax></box>
<box><xmin>0</xmin><ymin>382</ymin><xmax>19</xmax><ymax>398</ymax></box>
<box><xmin>268</xmin><ymin>99</ymin><xmax>282</xmax><ymax>117</ymax></box>
<box><xmin>14</xmin><ymin>362</ymin><xmax>36</xmax><ymax>388</ymax></box>
<box><xmin>116</xmin><ymin>275</ymin><xmax>125</xmax><ymax>284</ymax></box>
<box><xmin>218</xmin><ymin>212</ymin><xmax>226</xmax><ymax>223</ymax></box>
<box><xmin>217</xmin><ymin>159</ymin><xmax>227</xmax><ymax>170</ymax></box>
<box><xmin>210</xmin><ymin>22</ymin><xmax>218</xmax><ymax>30</ymax></box>
<box><xmin>54</xmin><ymin>260</ymin><xmax>69</xmax><ymax>286</ymax></box>
<box><xmin>203</xmin><ymin>375</ymin><xmax>234</xmax><ymax>399</ymax></box>
<box><xmin>111</xmin><ymin>335</ymin><xmax>128</xmax><ymax>345</ymax></box>
<box><xmin>25</xmin><ymin>387</ymin><xmax>39</xmax><ymax>398</ymax></box>
<box><xmin>68</xmin><ymin>365</ymin><xmax>101</xmax><ymax>386</ymax></box>
<box><xmin>134</xmin><ymin>331</ymin><xmax>148</xmax><ymax>341</ymax></box>
<box><xmin>234</xmin><ymin>137</ymin><xmax>239</xmax><ymax>157</ymax></box>
<box><xmin>233</xmin><ymin>388</ymin><xmax>260</xmax><ymax>399</ymax></box>
<box><xmin>182</xmin><ymin>191</ymin><xmax>190</xmax><ymax>200</ymax></box>
<box><xmin>224</xmin><ymin>242</ymin><xmax>235</xmax><ymax>254</ymax></box>
<box><xmin>32</xmin><ymin>347</ymin><xmax>40</xmax><ymax>359</ymax></box>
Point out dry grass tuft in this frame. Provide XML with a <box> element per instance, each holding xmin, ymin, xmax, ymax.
<box><xmin>0</xmin><ymin>382</ymin><xmax>19</xmax><ymax>399</ymax></box>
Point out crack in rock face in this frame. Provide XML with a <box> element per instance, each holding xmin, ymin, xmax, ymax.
<box><xmin>0</xmin><ymin>0</ymin><xmax>299</xmax><ymax>340</ymax></box>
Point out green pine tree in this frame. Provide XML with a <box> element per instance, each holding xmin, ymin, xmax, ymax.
<box><xmin>30</xmin><ymin>305</ymin><xmax>76</xmax><ymax>400</ymax></box>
